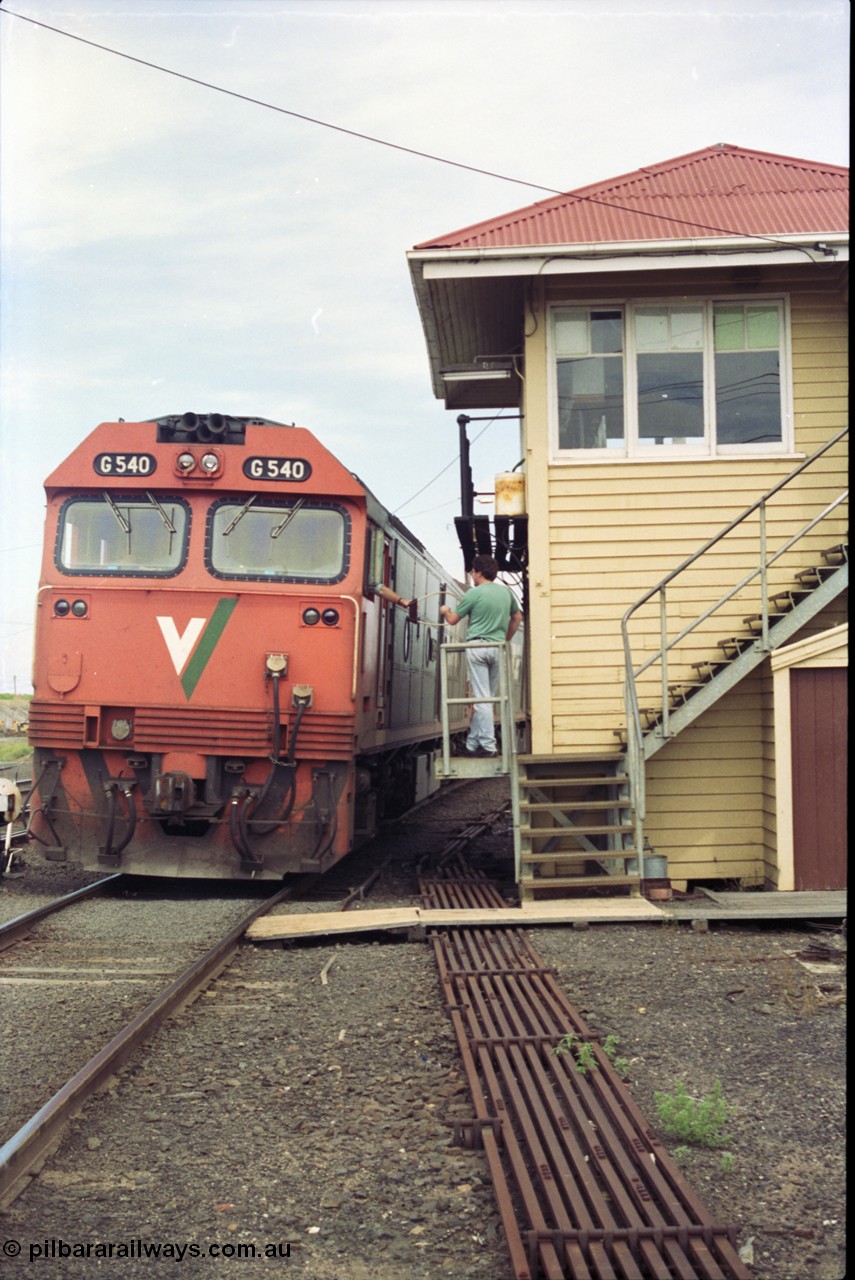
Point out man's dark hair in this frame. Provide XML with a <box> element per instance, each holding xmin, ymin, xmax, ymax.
<box><xmin>472</xmin><ymin>554</ymin><xmax>499</xmax><ymax>581</ymax></box>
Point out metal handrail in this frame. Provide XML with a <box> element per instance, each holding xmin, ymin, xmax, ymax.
<box><xmin>622</xmin><ymin>425</ymin><xmax>848</xmax><ymax>824</ymax></box>
<box><xmin>439</xmin><ymin>639</ymin><xmax>516</xmax><ymax>778</ymax></box>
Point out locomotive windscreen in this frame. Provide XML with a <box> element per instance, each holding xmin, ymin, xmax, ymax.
<box><xmin>207</xmin><ymin>498</ymin><xmax>350</xmax><ymax>583</ymax></box>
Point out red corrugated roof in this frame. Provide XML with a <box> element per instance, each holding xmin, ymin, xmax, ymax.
<box><xmin>414</xmin><ymin>144</ymin><xmax>849</xmax><ymax>249</ymax></box>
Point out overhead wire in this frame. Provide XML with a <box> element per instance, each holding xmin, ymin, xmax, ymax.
<box><xmin>0</xmin><ymin>8</ymin><xmax>839</xmax><ymax>254</ymax></box>
<box><xmin>2</xmin><ymin>5</ymin><xmax>839</xmax><ymax>545</ymax></box>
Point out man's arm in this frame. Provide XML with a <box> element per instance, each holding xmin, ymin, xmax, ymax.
<box><xmin>440</xmin><ymin>604</ymin><xmax>461</xmax><ymax>626</ymax></box>
<box><xmin>506</xmin><ymin>610</ymin><xmax>522</xmax><ymax>641</ymax></box>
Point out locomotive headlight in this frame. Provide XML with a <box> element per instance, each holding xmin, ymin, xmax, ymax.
<box><xmin>200</xmin><ymin>452</ymin><xmax>220</xmax><ymax>474</ymax></box>
<box><xmin>177</xmin><ymin>451</ymin><xmax>196</xmax><ymax>473</ymax></box>
<box><xmin>71</xmin><ymin>599</ymin><xmax>88</xmax><ymax>618</ymax></box>
<box><xmin>110</xmin><ymin>718</ymin><xmax>133</xmax><ymax>741</ymax></box>
<box><xmin>54</xmin><ymin>599</ymin><xmax>70</xmax><ymax>617</ymax></box>
<box><xmin>321</xmin><ymin>608</ymin><xmax>340</xmax><ymax>627</ymax></box>
<box><xmin>302</xmin><ymin>608</ymin><xmax>320</xmax><ymax>626</ymax></box>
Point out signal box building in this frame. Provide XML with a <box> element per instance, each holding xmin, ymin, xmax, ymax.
<box><xmin>408</xmin><ymin>145</ymin><xmax>848</xmax><ymax>897</ymax></box>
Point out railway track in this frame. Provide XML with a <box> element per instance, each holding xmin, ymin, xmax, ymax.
<box><xmin>420</xmin><ymin>865</ymin><xmax>751</xmax><ymax>1280</ymax></box>
<box><xmin>0</xmin><ymin>874</ymin><xmax>124</xmax><ymax>952</ymax></box>
<box><xmin>0</xmin><ymin>876</ymin><xmax>312</xmax><ymax>1206</ymax></box>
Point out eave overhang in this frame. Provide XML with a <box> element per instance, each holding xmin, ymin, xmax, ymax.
<box><xmin>407</xmin><ymin>232</ymin><xmax>848</xmax><ymax>409</ymax></box>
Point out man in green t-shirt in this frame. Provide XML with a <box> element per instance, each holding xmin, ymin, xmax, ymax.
<box><xmin>440</xmin><ymin>554</ymin><xmax>521</xmax><ymax>757</ymax></box>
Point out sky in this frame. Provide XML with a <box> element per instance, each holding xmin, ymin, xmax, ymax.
<box><xmin>0</xmin><ymin>0</ymin><xmax>849</xmax><ymax>693</ymax></box>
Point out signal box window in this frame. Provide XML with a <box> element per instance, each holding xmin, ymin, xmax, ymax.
<box><xmin>56</xmin><ymin>495</ymin><xmax>190</xmax><ymax>576</ymax></box>
<box><xmin>552</xmin><ymin>299</ymin><xmax>788</xmax><ymax>459</ymax></box>
<box><xmin>208</xmin><ymin>499</ymin><xmax>349</xmax><ymax>583</ymax></box>
<box><xmin>556</xmin><ymin>309</ymin><xmax>625</xmax><ymax>450</ymax></box>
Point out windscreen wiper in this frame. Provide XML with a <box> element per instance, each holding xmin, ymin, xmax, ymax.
<box><xmin>270</xmin><ymin>498</ymin><xmax>305</xmax><ymax>539</ymax></box>
<box><xmin>222</xmin><ymin>494</ymin><xmax>256</xmax><ymax>536</ymax></box>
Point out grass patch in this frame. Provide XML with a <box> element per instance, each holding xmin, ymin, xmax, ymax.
<box><xmin>0</xmin><ymin>741</ymin><xmax>32</xmax><ymax>764</ymax></box>
<box><xmin>654</xmin><ymin>1080</ymin><xmax>731</xmax><ymax>1148</ymax></box>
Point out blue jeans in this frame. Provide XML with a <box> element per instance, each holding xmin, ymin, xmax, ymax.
<box><xmin>466</xmin><ymin>643</ymin><xmax>499</xmax><ymax>752</ymax></box>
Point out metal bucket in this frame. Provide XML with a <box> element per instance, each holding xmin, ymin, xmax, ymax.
<box><xmin>625</xmin><ymin>853</ymin><xmax>668</xmax><ymax>878</ymax></box>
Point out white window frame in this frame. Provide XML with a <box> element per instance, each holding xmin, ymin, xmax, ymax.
<box><xmin>548</xmin><ymin>295</ymin><xmax>794</xmax><ymax>463</ymax></box>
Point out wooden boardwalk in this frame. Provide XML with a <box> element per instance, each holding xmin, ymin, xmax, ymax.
<box><xmin>246</xmin><ymin>889</ymin><xmax>846</xmax><ymax>943</ymax></box>
<box><xmin>668</xmin><ymin>888</ymin><xmax>846</xmax><ymax>923</ymax></box>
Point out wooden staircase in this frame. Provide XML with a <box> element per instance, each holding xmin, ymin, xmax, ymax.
<box><xmin>516</xmin><ymin>753</ymin><xmax>641</xmax><ymax>901</ymax></box>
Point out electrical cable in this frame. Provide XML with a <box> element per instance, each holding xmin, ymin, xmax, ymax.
<box><xmin>1</xmin><ymin>8</ymin><xmax>839</xmax><ymax>255</ymax></box>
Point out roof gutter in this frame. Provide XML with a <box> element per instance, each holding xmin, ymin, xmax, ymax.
<box><xmin>408</xmin><ymin>232</ymin><xmax>849</xmax><ymax>279</ymax></box>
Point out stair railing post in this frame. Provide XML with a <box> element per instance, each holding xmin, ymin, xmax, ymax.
<box><xmin>759</xmin><ymin>499</ymin><xmax>770</xmax><ymax>651</ymax></box>
<box><xmin>659</xmin><ymin>587</ymin><xmax>670</xmax><ymax>738</ymax></box>
<box><xmin>439</xmin><ymin>644</ymin><xmax>451</xmax><ymax>776</ymax></box>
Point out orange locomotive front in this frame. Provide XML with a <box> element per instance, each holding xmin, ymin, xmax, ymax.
<box><xmin>28</xmin><ymin>414</ymin><xmax>466</xmax><ymax>879</ymax></box>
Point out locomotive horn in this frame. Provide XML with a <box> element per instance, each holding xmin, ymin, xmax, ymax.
<box><xmin>196</xmin><ymin>414</ymin><xmax>227</xmax><ymax>441</ymax></box>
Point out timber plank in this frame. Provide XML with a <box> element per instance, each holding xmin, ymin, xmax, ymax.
<box><xmin>246</xmin><ymin>899</ymin><xmax>665</xmax><ymax>941</ymax></box>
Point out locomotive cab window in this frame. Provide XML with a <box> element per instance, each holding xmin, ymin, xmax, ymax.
<box><xmin>207</xmin><ymin>498</ymin><xmax>349</xmax><ymax>583</ymax></box>
<box><xmin>56</xmin><ymin>494</ymin><xmax>190</xmax><ymax>576</ymax></box>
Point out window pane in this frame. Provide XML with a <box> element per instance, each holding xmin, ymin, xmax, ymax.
<box><xmin>554</xmin><ymin>312</ymin><xmax>589</xmax><ymax>356</ymax></box>
<box><xmin>715</xmin><ymin>351</ymin><xmax>782</xmax><ymax>444</ymax></box>
<box><xmin>58</xmin><ymin>498</ymin><xmax>188</xmax><ymax>575</ymax></box>
<box><xmin>714</xmin><ymin>307</ymin><xmax>745</xmax><ymax>352</ymax></box>
<box><xmin>557</xmin><ymin>356</ymin><xmax>624</xmax><ymax>449</ymax></box>
<box><xmin>746</xmin><ymin>305</ymin><xmax>779</xmax><ymax>349</ymax></box>
<box><xmin>635</xmin><ymin>308</ymin><xmax>669</xmax><ymax>352</ymax></box>
<box><xmin>590</xmin><ymin>311</ymin><xmax>623</xmax><ymax>354</ymax></box>
<box><xmin>210</xmin><ymin>504</ymin><xmax>347</xmax><ymax>580</ymax></box>
<box><xmin>670</xmin><ymin>307</ymin><xmax>704</xmax><ymax>350</ymax></box>
<box><xmin>637</xmin><ymin>353</ymin><xmax>704</xmax><ymax>444</ymax></box>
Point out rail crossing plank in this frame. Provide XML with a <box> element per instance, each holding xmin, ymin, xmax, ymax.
<box><xmin>245</xmin><ymin>898</ymin><xmax>665</xmax><ymax>942</ymax></box>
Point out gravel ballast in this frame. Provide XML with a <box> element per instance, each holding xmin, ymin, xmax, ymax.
<box><xmin>0</xmin><ymin>779</ymin><xmax>845</xmax><ymax>1279</ymax></box>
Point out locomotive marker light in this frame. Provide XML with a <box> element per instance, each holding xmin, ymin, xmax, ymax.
<box><xmin>199</xmin><ymin>451</ymin><xmax>222</xmax><ymax>475</ymax></box>
<box><xmin>54</xmin><ymin>599</ymin><xmax>71</xmax><ymax>617</ymax></box>
<box><xmin>176</xmin><ymin>451</ymin><xmax>196</xmax><ymax>474</ymax></box>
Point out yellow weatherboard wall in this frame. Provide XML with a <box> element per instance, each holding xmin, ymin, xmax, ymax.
<box><xmin>523</xmin><ymin>266</ymin><xmax>848</xmax><ymax>883</ymax></box>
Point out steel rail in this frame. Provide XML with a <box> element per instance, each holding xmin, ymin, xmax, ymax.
<box><xmin>0</xmin><ymin>874</ymin><xmax>125</xmax><ymax>953</ymax></box>
<box><xmin>0</xmin><ymin>878</ymin><xmax>308</xmax><ymax>1206</ymax></box>
<box><xmin>420</xmin><ymin>868</ymin><xmax>750</xmax><ymax>1280</ymax></box>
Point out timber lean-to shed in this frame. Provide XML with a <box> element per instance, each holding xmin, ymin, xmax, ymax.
<box><xmin>408</xmin><ymin>144</ymin><xmax>848</xmax><ymax>894</ymax></box>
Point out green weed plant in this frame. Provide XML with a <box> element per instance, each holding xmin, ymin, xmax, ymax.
<box><xmin>654</xmin><ymin>1079</ymin><xmax>731</xmax><ymax>1148</ymax></box>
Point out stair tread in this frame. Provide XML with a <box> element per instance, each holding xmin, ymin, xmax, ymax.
<box><xmin>521</xmin><ymin>852</ymin><xmax>634</xmax><ymax>864</ymax></box>
<box><xmin>520</xmin><ymin>823</ymin><xmax>634</xmax><ymax>837</ymax></box>
<box><xmin>520</xmin><ymin>800</ymin><xmax>630</xmax><ymax>812</ymax></box>
<box><xmin>518</xmin><ymin>753</ymin><xmax>625</xmax><ymax>764</ymax></box>
<box><xmin>519</xmin><ymin>775</ymin><xmax>630</xmax><ymax>787</ymax></box>
<box><xmin>520</xmin><ymin>874</ymin><xmax>641</xmax><ymax>888</ymax></box>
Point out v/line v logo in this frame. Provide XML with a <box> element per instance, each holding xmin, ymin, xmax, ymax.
<box><xmin>156</xmin><ymin>599</ymin><xmax>238</xmax><ymax>699</ymax></box>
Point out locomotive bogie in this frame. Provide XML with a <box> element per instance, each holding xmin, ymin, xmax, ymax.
<box><xmin>28</xmin><ymin>416</ymin><xmax>469</xmax><ymax>879</ymax></box>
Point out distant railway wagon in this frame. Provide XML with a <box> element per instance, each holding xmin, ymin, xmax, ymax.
<box><xmin>28</xmin><ymin>414</ymin><xmax>470</xmax><ymax>879</ymax></box>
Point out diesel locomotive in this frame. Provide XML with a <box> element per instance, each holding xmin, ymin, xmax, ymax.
<box><xmin>27</xmin><ymin>413</ymin><xmax>470</xmax><ymax>879</ymax></box>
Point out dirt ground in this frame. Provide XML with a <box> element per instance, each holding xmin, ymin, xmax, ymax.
<box><xmin>0</xmin><ymin>778</ymin><xmax>846</xmax><ymax>1279</ymax></box>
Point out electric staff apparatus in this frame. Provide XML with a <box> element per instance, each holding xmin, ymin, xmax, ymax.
<box><xmin>28</xmin><ymin>414</ymin><xmax>468</xmax><ymax>879</ymax></box>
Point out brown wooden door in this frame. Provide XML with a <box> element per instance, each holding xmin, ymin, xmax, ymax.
<box><xmin>791</xmin><ymin>668</ymin><xmax>847</xmax><ymax>890</ymax></box>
